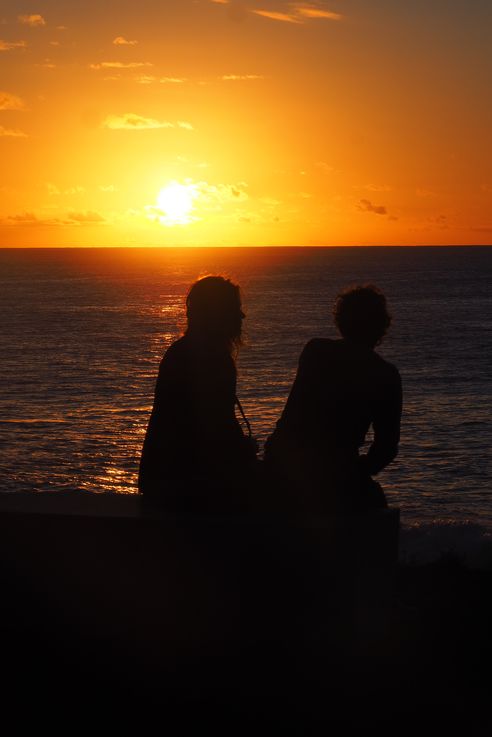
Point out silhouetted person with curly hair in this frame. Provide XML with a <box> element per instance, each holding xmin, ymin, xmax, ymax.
<box><xmin>139</xmin><ymin>276</ymin><xmax>257</xmax><ymax>510</ymax></box>
<box><xmin>265</xmin><ymin>285</ymin><xmax>402</xmax><ymax>513</ymax></box>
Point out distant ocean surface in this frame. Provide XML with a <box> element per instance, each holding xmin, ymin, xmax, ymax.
<box><xmin>1</xmin><ymin>246</ymin><xmax>491</xmax><ymax>564</ymax></box>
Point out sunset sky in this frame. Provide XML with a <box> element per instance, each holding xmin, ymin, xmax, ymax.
<box><xmin>1</xmin><ymin>0</ymin><xmax>491</xmax><ymax>247</ymax></box>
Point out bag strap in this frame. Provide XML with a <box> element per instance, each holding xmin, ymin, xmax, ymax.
<box><xmin>235</xmin><ymin>395</ymin><xmax>252</xmax><ymax>438</ymax></box>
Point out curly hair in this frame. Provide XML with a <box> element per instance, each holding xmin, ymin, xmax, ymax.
<box><xmin>333</xmin><ymin>285</ymin><xmax>391</xmax><ymax>347</ymax></box>
<box><xmin>186</xmin><ymin>275</ymin><xmax>244</xmax><ymax>352</ymax></box>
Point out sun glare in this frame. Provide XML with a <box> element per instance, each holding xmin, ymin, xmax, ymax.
<box><xmin>156</xmin><ymin>182</ymin><xmax>196</xmax><ymax>225</ymax></box>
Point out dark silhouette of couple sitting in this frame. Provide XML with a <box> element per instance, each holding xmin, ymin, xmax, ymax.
<box><xmin>139</xmin><ymin>275</ymin><xmax>402</xmax><ymax>515</ymax></box>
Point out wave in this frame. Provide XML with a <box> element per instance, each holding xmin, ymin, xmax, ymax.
<box><xmin>400</xmin><ymin>519</ymin><xmax>492</xmax><ymax>570</ymax></box>
<box><xmin>0</xmin><ymin>418</ymin><xmax>67</xmax><ymax>425</ymax></box>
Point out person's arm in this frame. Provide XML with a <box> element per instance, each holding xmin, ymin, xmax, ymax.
<box><xmin>360</xmin><ymin>366</ymin><xmax>402</xmax><ymax>475</ymax></box>
<box><xmin>276</xmin><ymin>340</ymin><xmax>320</xmax><ymax>430</ymax></box>
<box><xmin>138</xmin><ymin>346</ymin><xmax>180</xmax><ymax>493</ymax></box>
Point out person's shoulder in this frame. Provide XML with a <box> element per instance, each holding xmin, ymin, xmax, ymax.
<box><xmin>161</xmin><ymin>336</ymin><xmax>188</xmax><ymax>365</ymax></box>
<box><xmin>301</xmin><ymin>337</ymin><xmax>336</xmax><ymax>356</ymax></box>
<box><xmin>374</xmin><ymin>352</ymin><xmax>401</xmax><ymax>385</ymax></box>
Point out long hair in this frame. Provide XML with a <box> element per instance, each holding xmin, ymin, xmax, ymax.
<box><xmin>185</xmin><ymin>275</ymin><xmax>244</xmax><ymax>353</ymax></box>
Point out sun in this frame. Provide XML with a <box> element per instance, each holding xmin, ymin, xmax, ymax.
<box><xmin>156</xmin><ymin>182</ymin><xmax>196</xmax><ymax>225</ymax></box>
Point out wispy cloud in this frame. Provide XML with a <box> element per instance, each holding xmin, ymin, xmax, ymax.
<box><xmin>471</xmin><ymin>225</ymin><xmax>492</xmax><ymax>233</ymax></box>
<box><xmin>46</xmin><ymin>183</ymin><xmax>86</xmax><ymax>195</ymax></box>
<box><xmin>0</xmin><ymin>125</ymin><xmax>27</xmax><ymax>137</ymax></box>
<box><xmin>2</xmin><ymin>210</ymin><xmax>105</xmax><ymax>226</ymax></box>
<box><xmin>68</xmin><ymin>211</ymin><xmax>106</xmax><ymax>223</ymax></box>
<box><xmin>252</xmin><ymin>10</ymin><xmax>302</xmax><ymax>24</ymax></box>
<box><xmin>358</xmin><ymin>199</ymin><xmax>387</xmax><ymax>216</ymax></box>
<box><xmin>315</xmin><ymin>161</ymin><xmax>335</xmax><ymax>172</ymax></box>
<box><xmin>295</xmin><ymin>5</ymin><xmax>342</xmax><ymax>20</ymax></box>
<box><xmin>0</xmin><ymin>40</ymin><xmax>27</xmax><ymax>51</ymax></box>
<box><xmin>18</xmin><ymin>14</ymin><xmax>46</xmax><ymax>27</ymax></box>
<box><xmin>3</xmin><ymin>212</ymin><xmax>63</xmax><ymax>226</ymax></box>
<box><xmin>113</xmin><ymin>36</ymin><xmax>138</xmax><ymax>46</ymax></box>
<box><xmin>252</xmin><ymin>3</ymin><xmax>342</xmax><ymax>24</ymax></box>
<box><xmin>89</xmin><ymin>61</ymin><xmax>152</xmax><ymax>70</ymax></box>
<box><xmin>357</xmin><ymin>183</ymin><xmax>392</xmax><ymax>193</ymax></box>
<box><xmin>194</xmin><ymin>180</ymin><xmax>249</xmax><ymax>207</ymax></box>
<box><xmin>0</xmin><ymin>91</ymin><xmax>25</xmax><ymax>110</ymax></box>
<box><xmin>135</xmin><ymin>75</ymin><xmax>186</xmax><ymax>84</ymax></box>
<box><xmin>221</xmin><ymin>74</ymin><xmax>264</xmax><ymax>80</ymax></box>
<box><xmin>102</xmin><ymin>113</ymin><xmax>193</xmax><ymax>130</ymax></box>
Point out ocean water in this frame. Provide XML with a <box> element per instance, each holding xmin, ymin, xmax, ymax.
<box><xmin>1</xmin><ymin>246</ymin><xmax>491</xmax><ymax>564</ymax></box>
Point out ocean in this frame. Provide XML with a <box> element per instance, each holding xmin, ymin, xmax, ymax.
<box><xmin>1</xmin><ymin>246</ymin><xmax>491</xmax><ymax>564</ymax></box>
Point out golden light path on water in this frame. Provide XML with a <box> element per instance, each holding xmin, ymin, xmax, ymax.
<box><xmin>1</xmin><ymin>245</ymin><xmax>491</xmax><ymax>562</ymax></box>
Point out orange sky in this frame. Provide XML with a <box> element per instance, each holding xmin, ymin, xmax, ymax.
<box><xmin>1</xmin><ymin>0</ymin><xmax>491</xmax><ymax>247</ymax></box>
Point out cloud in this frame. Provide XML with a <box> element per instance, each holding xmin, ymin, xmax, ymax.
<box><xmin>113</xmin><ymin>36</ymin><xmax>138</xmax><ymax>45</ymax></box>
<box><xmin>2</xmin><ymin>211</ymin><xmax>105</xmax><ymax>226</ymax></box>
<box><xmin>0</xmin><ymin>125</ymin><xmax>27</xmax><ymax>137</ymax></box>
<box><xmin>89</xmin><ymin>61</ymin><xmax>152</xmax><ymax>70</ymax></box>
<box><xmin>99</xmin><ymin>184</ymin><xmax>117</xmax><ymax>192</ymax></box>
<box><xmin>252</xmin><ymin>10</ymin><xmax>303</xmax><ymax>23</ymax></box>
<box><xmin>135</xmin><ymin>75</ymin><xmax>186</xmax><ymax>84</ymax></box>
<box><xmin>18</xmin><ymin>14</ymin><xmax>46</xmax><ymax>27</ymax></box>
<box><xmin>294</xmin><ymin>5</ymin><xmax>342</xmax><ymax>20</ymax></box>
<box><xmin>0</xmin><ymin>91</ymin><xmax>25</xmax><ymax>110</ymax></box>
<box><xmin>221</xmin><ymin>74</ymin><xmax>264</xmax><ymax>80</ymax></box>
<box><xmin>0</xmin><ymin>40</ymin><xmax>27</xmax><ymax>51</ymax></box>
<box><xmin>102</xmin><ymin>113</ymin><xmax>193</xmax><ymax>130</ymax></box>
<box><xmin>358</xmin><ymin>199</ymin><xmax>387</xmax><ymax>216</ymax></box>
<box><xmin>194</xmin><ymin>181</ymin><xmax>249</xmax><ymax>208</ymax></box>
<box><xmin>160</xmin><ymin>76</ymin><xmax>186</xmax><ymax>83</ymax></box>
<box><xmin>416</xmin><ymin>188</ymin><xmax>436</xmax><ymax>197</ymax></box>
<box><xmin>3</xmin><ymin>212</ymin><xmax>63</xmax><ymax>226</ymax></box>
<box><xmin>252</xmin><ymin>4</ymin><xmax>342</xmax><ymax>24</ymax></box>
<box><xmin>68</xmin><ymin>211</ymin><xmax>105</xmax><ymax>223</ymax></box>
<box><xmin>359</xmin><ymin>183</ymin><xmax>392</xmax><ymax>192</ymax></box>
<box><xmin>315</xmin><ymin>161</ymin><xmax>335</xmax><ymax>172</ymax></box>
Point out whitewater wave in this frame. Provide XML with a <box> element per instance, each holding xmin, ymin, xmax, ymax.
<box><xmin>399</xmin><ymin>519</ymin><xmax>492</xmax><ymax>570</ymax></box>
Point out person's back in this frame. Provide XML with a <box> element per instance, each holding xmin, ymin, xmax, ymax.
<box><xmin>138</xmin><ymin>276</ymin><xmax>257</xmax><ymax>509</ymax></box>
<box><xmin>265</xmin><ymin>286</ymin><xmax>402</xmax><ymax>513</ymax></box>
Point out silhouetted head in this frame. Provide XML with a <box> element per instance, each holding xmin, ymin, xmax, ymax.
<box><xmin>334</xmin><ymin>285</ymin><xmax>391</xmax><ymax>348</ymax></box>
<box><xmin>186</xmin><ymin>275</ymin><xmax>244</xmax><ymax>352</ymax></box>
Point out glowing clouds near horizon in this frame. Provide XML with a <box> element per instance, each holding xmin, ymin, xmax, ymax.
<box><xmin>151</xmin><ymin>182</ymin><xmax>197</xmax><ymax>226</ymax></box>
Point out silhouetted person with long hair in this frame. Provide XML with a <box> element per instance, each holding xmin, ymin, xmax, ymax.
<box><xmin>139</xmin><ymin>276</ymin><xmax>257</xmax><ymax>510</ymax></box>
<box><xmin>265</xmin><ymin>285</ymin><xmax>402</xmax><ymax>513</ymax></box>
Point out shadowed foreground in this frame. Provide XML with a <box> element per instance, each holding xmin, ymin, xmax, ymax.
<box><xmin>0</xmin><ymin>492</ymin><xmax>490</xmax><ymax>735</ymax></box>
